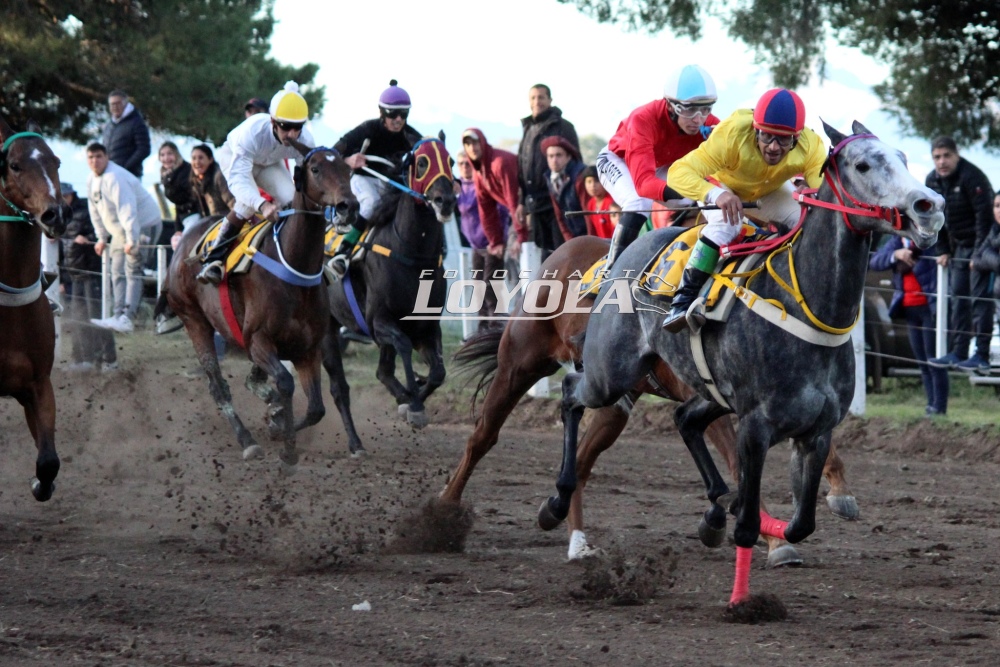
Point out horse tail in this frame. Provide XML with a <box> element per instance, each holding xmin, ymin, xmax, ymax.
<box><xmin>452</xmin><ymin>326</ymin><xmax>505</xmax><ymax>413</ymax></box>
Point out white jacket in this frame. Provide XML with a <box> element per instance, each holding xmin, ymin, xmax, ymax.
<box><xmin>87</xmin><ymin>161</ymin><xmax>161</xmax><ymax>245</ymax></box>
<box><xmin>219</xmin><ymin>114</ymin><xmax>315</xmax><ymax>214</ymax></box>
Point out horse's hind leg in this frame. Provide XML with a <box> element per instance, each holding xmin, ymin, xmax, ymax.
<box><xmin>375</xmin><ymin>344</ymin><xmax>412</xmax><ymax>404</ymax></box>
<box><xmin>822</xmin><ymin>440</ymin><xmax>859</xmax><ymax>519</ymax></box>
<box><xmin>16</xmin><ymin>379</ymin><xmax>60</xmax><ymax>501</ymax></box>
<box><xmin>673</xmin><ymin>396</ymin><xmax>731</xmax><ymax>549</ymax></box>
<box><xmin>375</xmin><ymin>322</ymin><xmax>427</xmax><ymax>428</ymax></box>
<box><xmin>292</xmin><ymin>347</ymin><xmax>326</xmax><ymax>432</ymax></box>
<box><xmin>415</xmin><ymin>330</ymin><xmax>446</xmax><ymax>405</ymax></box>
<box><xmin>248</xmin><ymin>338</ymin><xmax>298</xmax><ymax>473</ymax></box>
<box><xmin>538</xmin><ymin>372</ymin><xmax>585</xmax><ymax>531</ymax></box>
<box><xmin>191</xmin><ymin>320</ymin><xmax>260</xmax><ymax>460</ymax></box>
<box><xmin>321</xmin><ymin>324</ymin><xmax>364</xmax><ymax>456</ymax></box>
<box><xmin>785</xmin><ymin>431</ymin><xmax>832</xmax><ymax>544</ymax></box>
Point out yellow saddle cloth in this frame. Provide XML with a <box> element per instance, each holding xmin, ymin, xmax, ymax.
<box><xmin>324</xmin><ymin>227</ymin><xmax>370</xmax><ymax>258</ymax></box>
<box><xmin>191</xmin><ymin>218</ymin><xmax>272</xmax><ymax>275</ymax></box>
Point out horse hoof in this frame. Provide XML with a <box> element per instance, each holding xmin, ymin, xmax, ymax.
<box><xmin>279</xmin><ymin>461</ymin><xmax>297</xmax><ymax>477</ymax></box>
<box><xmin>698</xmin><ymin>516</ymin><xmax>727</xmax><ymax>548</ymax></box>
<box><xmin>31</xmin><ymin>478</ymin><xmax>54</xmax><ymax>502</ymax></box>
<box><xmin>567</xmin><ymin>530</ymin><xmax>601</xmax><ymax>560</ymax></box>
<box><xmin>827</xmin><ymin>494</ymin><xmax>860</xmax><ymax>520</ymax></box>
<box><xmin>397</xmin><ymin>404</ymin><xmax>409</xmax><ymax>420</ymax></box>
<box><xmin>406</xmin><ymin>409</ymin><xmax>429</xmax><ymax>429</ymax></box>
<box><xmin>766</xmin><ymin>544</ymin><xmax>804</xmax><ymax>568</ymax></box>
<box><xmin>537</xmin><ymin>497</ymin><xmax>564</xmax><ymax>531</ymax></box>
<box><xmin>242</xmin><ymin>445</ymin><xmax>264</xmax><ymax>461</ymax></box>
<box><xmin>349</xmin><ymin>446</ymin><xmax>368</xmax><ymax>458</ymax></box>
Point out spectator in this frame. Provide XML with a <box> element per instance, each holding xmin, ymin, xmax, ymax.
<box><xmin>869</xmin><ymin>236</ymin><xmax>948</xmax><ymax>416</ymax></box>
<box><xmin>970</xmin><ymin>192</ymin><xmax>1000</xmax><ymax>367</ymax></box>
<box><xmin>460</xmin><ymin>129</ymin><xmax>517</xmax><ymax>328</ymax></box>
<box><xmin>926</xmin><ymin>137</ymin><xmax>996</xmax><ymax>373</ymax></box>
<box><xmin>581</xmin><ymin>166</ymin><xmax>616</xmax><ymax>239</ymax></box>
<box><xmin>85</xmin><ymin>142</ymin><xmax>163</xmax><ymax>334</ymax></box>
<box><xmin>517</xmin><ymin>84</ymin><xmax>579</xmax><ymax>259</ymax></box>
<box><xmin>195</xmin><ymin>81</ymin><xmax>315</xmax><ymax>286</ymax></box>
<box><xmin>329</xmin><ymin>80</ymin><xmax>422</xmax><ymax>274</ymax></box>
<box><xmin>190</xmin><ymin>144</ymin><xmax>234</xmax><ymax>220</ymax></box>
<box><xmin>244</xmin><ymin>97</ymin><xmax>269</xmax><ymax>118</ymax></box>
<box><xmin>541</xmin><ymin>136</ymin><xmax>587</xmax><ymax>240</ymax></box>
<box><xmin>59</xmin><ymin>182</ymin><xmax>118</xmax><ymax>371</ymax></box>
<box><xmin>101</xmin><ymin>89</ymin><xmax>152</xmax><ymax>178</ymax></box>
<box><xmin>159</xmin><ymin>141</ymin><xmax>199</xmax><ymax>224</ymax></box>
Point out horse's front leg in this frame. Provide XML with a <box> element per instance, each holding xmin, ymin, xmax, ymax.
<box><xmin>374</xmin><ymin>321</ymin><xmax>426</xmax><ymax>429</ymax></box>
<box><xmin>673</xmin><ymin>396</ymin><xmax>731</xmax><ymax>549</ymax></box>
<box><xmin>321</xmin><ymin>323</ymin><xmax>365</xmax><ymax>456</ymax></box>
<box><xmin>245</xmin><ymin>363</ymin><xmax>278</xmax><ymax>404</ymax></box>
<box><xmin>189</xmin><ymin>318</ymin><xmax>260</xmax><ymax>460</ymax></box>
<box><xmin>786</xmin><ymin>432</ymin><xmax>832</xmax><ymax>543</ymax></box>
<box><xmin>16</xmin><ymin>379</ymin><xmax>60</xmax><ymax>501</ymax></box>
<box><xmin>248</xmin><ymin>338</ymin><xmax>298</xmax><ymax>474</ymax></box>
<box><xmin>728</xmin><ymin>411</ymin><xmax>773</xmax><ymax>608</ymax></box>
<box><xmin>375</xmin><ymin>343</ymin><xmax>412</xmax><ymax>405</ymax></box>
<box><xmin>415</xmin><ymin>329</ymin><xmax>445</xmax><ymax>406</ymax></box>
<box><xmin>538</xmin><ymin>372</ymin><xmax>585</xmax><ymax>531</ymax></box>
<box><xmin>292</xmin><ymin>347</ymin><xmax>325</xmax><ymax>432</ymax></box>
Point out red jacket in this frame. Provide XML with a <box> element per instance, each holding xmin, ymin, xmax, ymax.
<box><xmin>464</xmin><ymin>128</ymin><xmax>524</xmax><ymax>246</ymax></box>
<box><xmin>585</xmin><ymin>194</ymin><xmax>615</xmax><ymax>239</ymax></box>
<box><xmin>607</xmin><ymin>99</ymin><xmax>719</xmax><ymax>201</ymax></box>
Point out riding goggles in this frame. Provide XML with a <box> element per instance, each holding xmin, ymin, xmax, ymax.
<box><xmin>757</xmin><ymin>131</ymin><xmax>795</xmax><ymax>148</ymax></box>
<box><xmin>275</xmin><ymin>121</ymin><xmax>305</xmax><ymax>132</ymax></box>
<box><xmin>381</xmin><ymin>108</ymin><xmax>409</xmax><ymax>120</ymax></box>
<box><xmin>671</xmin><ymin>102</ymin><xmax>713</xmax><ymax>119</ymax></box>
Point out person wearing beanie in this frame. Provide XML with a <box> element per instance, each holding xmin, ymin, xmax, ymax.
<box><xmin>196</xmin><ymin>80</ymin><xmax>316</xmax><ymax>286</ymax></box>
<box><xmin>328</xmin><ymin>79</ymin><xmax>423</xmax><ymax>276</ymax></box>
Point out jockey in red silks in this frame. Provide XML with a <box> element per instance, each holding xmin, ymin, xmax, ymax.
<box><xmin>196</xmin><ymin>81</ymin><xmax>314</xmax><ymax>285</ymax></box>
<box><xmin>595</xmin><ymin>64</ymin><xmax>721</xmax><ymax>269</ymax></box>
<box><xmin>661</xmin><ymin>88</ymin><xmax>828</xmax><ymax>332</ymax></box>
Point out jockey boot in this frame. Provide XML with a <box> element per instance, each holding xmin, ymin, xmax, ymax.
<box><xmin>602</xmin><ymin>212</ymin><xmax>645</xmax><ymax>274</ymax></box>
<box><xmin>662</xmin><ymin>237</ymin><xmax>720</xmax><ymax>333</ymax></box>
<box><xmin>196</xmin><ymin>210</ymin><xmax>246</xmax><ymax>285</ymax></box>
<box><xmin>329</xmin><ymin>218</ymin><xmax>367</xmax><ymax>278</ymax></box>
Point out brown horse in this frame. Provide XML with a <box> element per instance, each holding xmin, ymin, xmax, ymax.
<box><xmin>0</xmin><ymin>117</ymin><xmax>68</xmax><ymax>501</ymax></box>
<box><xmin>168</xmin><ymin>142</ymin><xmax>358</xmax><ymax>471</ymax></box>
<box><xmin>443</xmin><ymin>235</ymin><xmax>858</xmax><ymax>565</ymax></box>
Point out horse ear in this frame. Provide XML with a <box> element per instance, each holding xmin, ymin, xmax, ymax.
<box><xmin>26</xmin><ymin>119</ymin><xmax>42</xmax><ymax>134</ymax></box>
<box><xmin>293</xmin><ymin>166</ymin><xmax>303</xmax><ymax>192</ymax></box>
<box><xmin>821</xmin><ymin>118</ymin><xmax>846</xmax><ymax>147</ymax></box>
<box><xmin>0</xmin><ymin>114</ymin><xmax>12</xmax><ymax>142</ymax></box>
<box><xmin>438</xmin><ymin>130</ymin><xmax>445</xmax><ymax>143</ymax></box>
<box><xmin>851</xmin><ymin>120</ymin><xmax>873</xmax><ymax>136</ymax></box>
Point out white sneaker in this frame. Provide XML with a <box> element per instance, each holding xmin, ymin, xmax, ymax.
<box><xmin>89</xmin><ymin>316</ymin><xmax>113</xmax><ymax>328</ymax></box>
<box><xmin>65</xmin><ymin>361</ymin><xmax>95</xmax><ymax>373</ymax></box>
<box><xmin>106</xmin><ymin>314</ymin><xmax>134</xmax><ymax>334</ymax></box>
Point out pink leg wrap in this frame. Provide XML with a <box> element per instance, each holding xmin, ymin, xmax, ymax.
<box><xmin>759</xmin><ymin>510</ymin><xmax>788</xmax><ymax>539</ymax></box>
<box><xmin>729</xmin><ymin>545</ymin><xmax>753</xmax><ymax>606</ymax></box>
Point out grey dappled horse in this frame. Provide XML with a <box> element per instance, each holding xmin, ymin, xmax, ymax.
<box><xmin>542</xmin><ymin>121</ymin><xmax>944</xmax><ymax>613</ymax></box>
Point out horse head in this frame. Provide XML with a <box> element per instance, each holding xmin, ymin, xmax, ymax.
<box><xmin>407</xmin><ymin>135</ymin><xmax>456</xmax><ymax>222</ymax></box>
<box><xmin>822</xmin><ymin>120</ymin><xmax>944</xmax><ymax>249</ymax></box>
<box><xmin>0</xmin><ymin>117</ymin><xmax>67</xmax><ymax>238</ymax></box>
<box><xmin>290</xmin><ymin>139</ymin><xmax>359</xmax><ymax>230</ymax></box>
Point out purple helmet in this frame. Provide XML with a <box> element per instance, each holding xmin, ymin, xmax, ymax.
<box><xmin>379</xmin><ymin>79</ymin><xmax>411</xmax><ymax>110</ymax></box>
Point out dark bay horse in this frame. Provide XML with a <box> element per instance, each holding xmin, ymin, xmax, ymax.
<box><xmin>168</xmin><ymin>143</ymin><xmax>358</xmax><ymax>470</ymax></box>
<box><xmin>445</xmin><ymin>235</ymin><xmax>857</xmax><ymax>567</ymax></box>
<box><xmin>0</xmin><ymin>117</ymin><xmax>68</xmax><ymax>501</ymax></box>
<box><xmin>544</xmin><ymin>122</ymin><xmax>944</xmax><ymax>613</ymax></box>
<box><xmin>325</xmin><ymin>137</ymin><xmax>456</xmax><ymax>447</ymax></box>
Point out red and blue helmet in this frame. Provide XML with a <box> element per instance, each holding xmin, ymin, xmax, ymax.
<box><xmin>379</xmin><ymin>79</ymin><xmax>411</xmax><ymax>110</ymax></box>
<box><xmin>752</xmin><ymin>88</ymin><xmax>806</xmax><ymax>136</ymax></box>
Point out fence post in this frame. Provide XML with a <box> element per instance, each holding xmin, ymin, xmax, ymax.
<box><xmin>520</xmin><ymin>242</ymin><xmax>549</xmax><ymax>398</ymax></box>
<box><xmin>850</xmin><ymin>297</ymin><xmax>866</xmax><ymax>416</ymax></box>
<box><xmin>156</xmin><ymin>245</ymin><xmax>168</xmax><ymax>296</ymax></box>
<box><xmin>935</xmin><ymin>263</ymin><xmax>948</xmax><ymax>357</ymax></box>
<box><xmin>101</xmin><ymin>250</ymin><xmax>112</xmax><ymax>319</ymax></box>
<box><xmin>457</xmin><ymin>249</ymin><xmax>476</xmax><ymax>340</ymax></box>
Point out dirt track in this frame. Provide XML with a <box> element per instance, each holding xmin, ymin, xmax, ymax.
<box><xmin>0</xmin><ymin>334</ymin><xmax>999</xmax><ymax>666</ymax></box>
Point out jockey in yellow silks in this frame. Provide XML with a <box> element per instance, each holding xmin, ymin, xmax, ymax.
<box><xmin>661</xmin><ymin>88</ymin><xmax>827</xmax><ymax>332</ymax></box>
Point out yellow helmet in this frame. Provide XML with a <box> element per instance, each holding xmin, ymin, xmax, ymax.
<box><xmin>269</xmin><ymin>81</ymin><xmax>309</xmax><ymax>123</ymax></box>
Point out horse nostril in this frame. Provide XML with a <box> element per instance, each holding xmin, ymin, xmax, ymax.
<box><xmin>335</xmin><ymin>202</ymin><xmax>349</xmax><ymax>215</ymax></box>
<box><xmin>913</xmin><ymin>199</ymin><xmax>933</xmax><ymax>214</ymax></box>
<box><xmin>40</xmin><ymin>208</ymin><xmax>58</xmax><ymax>225</ymax></box>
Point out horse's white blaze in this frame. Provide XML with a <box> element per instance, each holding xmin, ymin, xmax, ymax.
<box><xmin>29</xmin><ymin>148</ymin><xmax>57</xmax><ymax>198</ymax></box>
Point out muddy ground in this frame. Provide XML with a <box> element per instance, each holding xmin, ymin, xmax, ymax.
<box><xmin>1</xmin><ymin>332</ymin><xmax>999</xmax><ymax>666</ymax></box>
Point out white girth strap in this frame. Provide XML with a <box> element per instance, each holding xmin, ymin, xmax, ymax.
<box><xmin>733</xmin><ymin>288</ymin><xmax>854</xmax><ymax>347</ymax></box>
<box><xmin>689</xmin><ymin>325</ymin><xmax>731</xmax><ymax>409</ymax></box>
<box><xmin>0</xmin><ymin>279</ymin><xmax>42</xmax><ymax>307</ymax></box>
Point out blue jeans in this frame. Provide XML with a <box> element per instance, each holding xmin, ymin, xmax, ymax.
<box><xmin>906</xmin><ymin>304</ymin><xmax>949</xmax><ymax>414</ymax></box>
<box><xmin>947</xmin><ymin>245</ymin><xmax>995</xmax><ymax>360</ymax></box>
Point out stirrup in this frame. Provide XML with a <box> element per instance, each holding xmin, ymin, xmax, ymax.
<box><xmin>327</xmin><ymin>254</ymin><xmax>349</xmax><ymax>279</ymax></box>
<box><xmin>196</xmin><ymin>260</ymin><xmax>225</xmax><ymax>286</ymax></box>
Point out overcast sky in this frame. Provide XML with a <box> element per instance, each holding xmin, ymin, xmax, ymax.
<box><xmin>55</xmin><ymin>0</ymin><xmax>1000</xmax><ymax>192</ymax></box>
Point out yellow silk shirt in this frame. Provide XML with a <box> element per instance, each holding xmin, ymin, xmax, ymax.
<box><xmin>666</xmin><ymin>109</ymin><xmax>827</xmax><ymax>202</ymax></box>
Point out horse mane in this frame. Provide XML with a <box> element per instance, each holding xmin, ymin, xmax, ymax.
<box><xmin>368</xmin><ymin>186</ymin><xmax>405</xmax><ymax>229</ymax></box>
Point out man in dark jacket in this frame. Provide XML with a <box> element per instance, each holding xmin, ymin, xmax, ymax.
<box><xmin>925</xmin><ymin>136</ymin><xmax>996</xmax><ymax>373</ymax></box>
<box><xmin>101</xmin><ymin>89</ymin><xmax>152</xmax><ymax>178</ymax></box>
<box><xmin>541</xmin><ymin>136</ymin><xmax>587</xmax><ymax>240</ymax></box>
<box><xmin>517</xmin><ymin>84</ymin><xmax>579</xmax><ymax>259</ymax></box>
<box><xmin>59</xmin><ymin>183</ymin><xmax>117</xmax><ymax>372</ymax></box>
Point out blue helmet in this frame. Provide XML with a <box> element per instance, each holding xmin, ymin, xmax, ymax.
<box><xmin>663</xmin><ymin>65</ymin><xmax>717</xmax><ymax>105</ymax></box>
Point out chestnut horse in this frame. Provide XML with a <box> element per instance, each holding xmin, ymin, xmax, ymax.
<box><xmin>444</xmin><ymin>235</ymin><xmax>858</xmax><ymax>566</ymax></box>
<box><xmin>0</xmin><ymin>116</ymin><xmax>68</xmax><ymax>501</ymax></box>
<box><xmin>168</xmin><ymin>143</ymin><xmax>358</xmax><ymax>471</ymax></box>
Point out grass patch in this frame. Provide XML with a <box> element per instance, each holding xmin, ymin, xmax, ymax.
<box><xmin>866</xmin><ymin>373</ymin><xmax>1000</xmax><ymax>430</ymax></box>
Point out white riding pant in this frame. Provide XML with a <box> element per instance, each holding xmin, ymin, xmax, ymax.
<box><xmin>351</xmin><ymin>174</ymin><xmax>390</xmax><ymax>221</ymax></box>
<box><xmin>216</xmin><ymin>146</ymin><xmax>295</xmax><ymax>220</ymax></box>
<box><xmin>699</xmin><ymin>181</ymin><xmax>800</xmax><ymax>246</ymax></box>
<box><xmin>595</xmin><ymin>146</ymin><xmax>667</xmax><ymax>214</ymax></box>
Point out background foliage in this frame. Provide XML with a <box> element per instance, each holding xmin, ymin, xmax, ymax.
<box><xmin>0</xmin><ymin>0</ymin><xmax>324</xmax><ymax>145</ymax></box>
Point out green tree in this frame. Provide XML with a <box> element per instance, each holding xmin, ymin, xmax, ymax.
<box><xmin>560</xmin><ymin>0</ymin><xmax>1000</xmax><ymax>148</ymax></box>
<box><xmin>0</xmin><ymin>0</ymin><xmax>324</xmax><ymax>145</ymax></box>
<box><xmin>578</xmin><ymin>133</ymin><xmax>608</xmax><ymax>165</ymax></box>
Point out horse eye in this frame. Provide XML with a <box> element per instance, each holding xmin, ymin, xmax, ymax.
<box><xmin>9</xmin><ymin>162</ymin><xmax>21</xmax><ymax>173</ymax></box>
<box><xmin>416</xmin><ymin>155</ymin><xmax>430</xmax><ymax>179</ymax></box>
<box><xmin>310</xmin><ymin>166</ymin><xmax>319</xmax><ymax>174</ymax></box>
<box><xmin>856</xmin><ymin>162</ymin><xmax>870</xmax><ymax>173</ymax></box>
